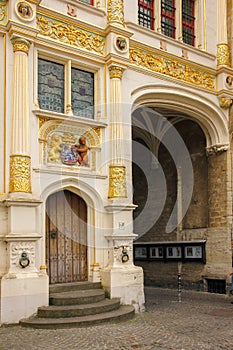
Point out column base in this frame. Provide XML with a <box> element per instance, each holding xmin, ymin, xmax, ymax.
<box><xmin>0</xmin><ymin>272</ymin><xmax>49</xmax><ymax>324</ymax></box>
<box><xmin>90</xmin><ymin>263</ymin><xmax>101</xmax><ymax>283</ymax></box>
<box><xmin>100</xmin><ymin>265</ymin><xmax>145</xmax><ymax>312</ymax></box>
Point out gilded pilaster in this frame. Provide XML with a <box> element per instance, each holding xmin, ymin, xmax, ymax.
<box><xmin>217</xmin><ymin>44</ymin><xmax>230</xmax><ymax>68</ymax></box>
<box><xmin>107</xmin><ymin>0</ymin><xmax>124</xmax><ymax>26</ymax></box>
<box><xmin>108</xmin><ymin>65</ymin><xmax>126</xmax><ymax>198</ymax></box>
<box><xmin>217</xmin><ymin>0</ymin><xmax>230</xmax><ymax>68</ymax></box>
<box><xmin>9</xmin><ymin>37</ymin><xmax>32</xmax><ymax>193</ymax></box>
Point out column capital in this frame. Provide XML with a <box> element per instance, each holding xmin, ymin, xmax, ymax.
<box><xmin>107</xmin><ymin>0</ymin><xmax>124</xmax><ymax>26</ymax></box>
<box><xmin>108</xmin><ymin>65</ymin><xmax>124</xmax><ymax>79</ymax></box>
<box><xmin>11</xmin><ymin>37</ymin><xmax>30</xmax><ymax>54</ymax></box>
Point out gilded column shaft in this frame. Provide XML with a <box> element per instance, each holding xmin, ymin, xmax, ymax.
<box><xmin>9</xmin><ymin>38</ymin><xmax>31</xmax><ymax>193</ymax></box>
<box><xmin>108</xmin><ymin>66</ymin><xmax>127</xmax><ymax>198</ymax></box>
<box><xmin>217</xmin><ymin>0</ymin><xmax>230</xmax><ymax>68</ymax></box>
<box><xmin>107</xmin><ymin>0</ymin><xmax>124</xmax><ymax>26</ymax></box>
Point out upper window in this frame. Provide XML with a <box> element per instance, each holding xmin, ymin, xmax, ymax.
<box><xmin>161</xmin><ymin>0</ymin><xmax>176</xmax><ymax>39</ymax></box>
<box><xmin>138</xmin><ymin>0</ymin><xmax>196</xmax><ymax>47</ymax></box>
<box><xmin>38</xmin><ymin>58</ymin><xmax>94</xmax><ymax>119</ymax></box>
<box><xmin>38</xmin><ymin>59</ymin><xmax>64</xmax><ymax>113</ymax></box>
<box><xmin>138</xmin><ymin>0</ymin><xmax>154</xmax><ymax>30</ymax></box>
<box><xmin>182</xmin><ymin>0</ymin><xmax>195</xmax><ymax>45</ymax></box>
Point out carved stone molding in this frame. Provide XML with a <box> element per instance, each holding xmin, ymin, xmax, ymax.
<box><xmin>36</xmin><ymin>15</ymin><xmax>105</xmax><ymax>55</ymax></box>
<box><xmin>10</xmin><ymin>241</ymin><xmax>35</xmax><ymax>268</ymax></box>
<box><xmin>9</xmin><ymin>155</ymin><xmax>31</xmax><ymax>193</ymax></box>
<box><xmin>108</xmin><ymin>165</ymin><xmax>127</xmax><ymax>198</ymax></box>
<box><xmin>206</xmin><ymin>144</ymin><xmax>229</xmax><ymax>156</ymax></box>
<box><xmin>129</xmin><ymin>47</ymin><xmax>216</xmax><ymax>91</ymax></box>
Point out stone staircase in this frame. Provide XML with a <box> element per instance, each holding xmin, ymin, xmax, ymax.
<box><xmin>20</xmin><ymin>282</ymin><xmax>135</xmax><ymax>328</ymax></box>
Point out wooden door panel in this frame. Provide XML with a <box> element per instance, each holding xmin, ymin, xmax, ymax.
<box><xmin>46</xmin><ymin>190</ymin><xmax>87</xmax><ymax>284</ymax></box>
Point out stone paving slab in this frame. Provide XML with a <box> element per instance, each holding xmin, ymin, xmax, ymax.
<box><xmin>1</xmin><ymin>287</ymin><xmax>233</xmax><ymax>350</ymax></box>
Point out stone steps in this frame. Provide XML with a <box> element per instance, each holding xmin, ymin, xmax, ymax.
<box><xmin>20</xmin><ymin>281</ymin><xmax>135</xmax><ymax>329</ymax></box>
<box><xmin>37</xmin><ymin>298</ymin><xmax>121</xmax><ymax>318</ymax></box>
<box><xmin>20</xmin><ymin>306</ymin><xmax>135</xmax><ymax>329</ymax></box>
<box><xmin>49</xmin><ymin>289</ymin><xmax>105</xmax><ymax>306</ymax></box>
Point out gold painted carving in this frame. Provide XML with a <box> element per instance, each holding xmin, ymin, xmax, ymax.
<box><xmin>47</xmin><ymin>134</ymin><xmax>62</xmax><ymax>163</ymax></box>
<box><xmin>36</xmin><ymin>15</ymin><xmax>105</xmax><ymax>55</ymax></box>
<box><xmin>219</xmin><ymin>97</ymin><xmax>232</xmax><ymax>109</ymax></box>
<box><xmin>9</xmin><ymin>155</ymin><xmax>31</xmax><ymax>193</ymax></box>
<box><xmin>129</xmin><ymin>48</ymin><xmax>215</xmax><ymax>91</ymax></box>
<box><xmin>217</xmin><ymin>44</ymin><xmax>230</xmax><ymax>68</ymax></box>
<box><xmin>109</xmin><ymin>66</ymin><xmax>124</xmax><ymax>79</ymax></box>
<box><xmin>11</xmin><ymin>38</ymin><xmax>30</xmax><ymax>54</ymax></box>
<box><xmin>107</xmin><ymin>0</ymin><xmax>124</xmax><ymax>25</ymax></box>
<box><xmin>0</xmin><ymin>1</ymin><xmax>7</xmax><ymax>23</ymax></box>
<box><xmin>108</xmin><ymin>165</ymin><xmax>127</xmax><ymax>198</ymax></box>
<box><xmin>39</xmin><ymin>120</ymin><xmax>101</xmax><ymax>148</ymax></box>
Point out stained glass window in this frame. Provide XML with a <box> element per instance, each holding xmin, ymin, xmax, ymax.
<box><xmin>80</xmin><ymin>0</ymin><xmax>94</xmax><ymax>4</ymax></box>
<box><xmin>71</xmin><ymin>68</ymin><xmax>94</xmax><ymax>119</ymax></box>
<box><xmin>182</xmin><ymin>0</ymin><xmax>195</xmax><ymax>46</ymax></box>
<box><xmin>138</xmin><ymin>0</ymin><xmax>154</xmax><ymax>30</ymax></box>
<box><xmin>38</xmin><ymin>59</ymin><xmax>64</xmax><ymax>113</ymax></box>
<box><xmin>161</xmin><ymin>0</ymin><xmax>176</xmax><ymax>39</ymax></box>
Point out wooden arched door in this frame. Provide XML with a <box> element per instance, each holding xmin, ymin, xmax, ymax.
<box><xmin>46</xmin><ymin>190</ymin><xmax>87</xmax><ymax>284</ymax></box>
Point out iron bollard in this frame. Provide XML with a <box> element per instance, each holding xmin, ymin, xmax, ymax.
<box><xmin>178</xmin><ymin>272</ymin><xmax>182</xmax><ymax>302</ymax></box>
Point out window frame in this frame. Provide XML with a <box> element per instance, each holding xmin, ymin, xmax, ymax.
<box><xmin>161</xmin><ymin>0</ymin><xmax>176</xmax><ymax>39</ymax></box>
<box><xmin>138</xmin><ymin>0</ymin><xmax>155</xmax><ymax>30</ymax></box>
<box><xmin>37</xmin><ymin>54</ymin><xmax>95</xmax><ymax>119</ymax></box>
<box><xmin>138</xmin><ymin>0</ymin><xmax>203</xmax><ymax>49</ymax></box>
<box><xmin>182</xmin><ymin>0</ymin><xmax>195</xmax><ymax>46</ymax></box>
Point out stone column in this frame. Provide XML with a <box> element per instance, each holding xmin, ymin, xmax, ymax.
<box><xmin>217</xmin><ymin>0</ymin><xmax>230</xmax><ymax>68</ymax></box>
<box><xmin>9</xmin><ymin>37</ymin><xmax>31</xmax><ymax>193</ymax></box>
<box><xmin>108</xmin><ymin>65</ymin><xmax>127</xmax><ymax>198</ymax></box>
<box><xmin>0</xmin><ymin>37</ymin><xmax>48</xmax><ymax>325</ymax></box>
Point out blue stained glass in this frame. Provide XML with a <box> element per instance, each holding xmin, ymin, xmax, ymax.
<box><xmin>38</xmin><ymin>58</ymin><xmax>64</xmax><ymax>113</ymax></box>
<box><xmin>71</xmin><ymin>68</ymin><xmax>94</xmax><ymax>119</ymax></box>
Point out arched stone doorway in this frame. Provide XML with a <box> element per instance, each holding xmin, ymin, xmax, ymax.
<box><xmin>132</xmin><ymin>108</ymin><xmax>208</xmax><ymax>240</ymax></box>
<box><xmin>46</xmin><ymin>190</ymin><xmax>88</xmax><ymax>284</ymax></box>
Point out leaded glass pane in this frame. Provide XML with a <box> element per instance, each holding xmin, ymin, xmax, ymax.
<box><xmin>182</xmin><ymin>0</ymin><xmax>195</xmax><ymax>46</ymax></box>
<box><xmin>138</xmin><ymin>0</ymin><xmax>154</xmax><ymax>30</ymax></box>
<box><xmin>80</xmin><ymin>0</ymin><xmax>93</xmax><ymax>4</ymax></box>
<box><xmin>161</xmin><ymin>0</ymin><xmax>176</xmax><ymax>38</ymax></box>
<box><xmin>71</xmin><ymin>68</ymin><xmax>94</xmax><ymax>119</ymax></box>
<box><xmin>38</xmin><ymin>59</ymin><xmax>64</xmax><ymax>113</ymax></box>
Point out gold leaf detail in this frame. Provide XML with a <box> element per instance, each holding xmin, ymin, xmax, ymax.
<box><xmin>108</xmin><ymin>165</ymin><xmax>127</xmax><ymax>198</ymax></box>
<box><xmin>37</xmin><ymin>15</ymin><xmax>105</xmax><ymax>55</ymax></box>
<box><xmin>129</xmin><ymin>48</ymin><xmax>215</xmax><ymax>91</ymax></box>
<box><xmin>9</xmin><ymin>155</ymin><xmax>31</xmax><ymax>193</ymax></box>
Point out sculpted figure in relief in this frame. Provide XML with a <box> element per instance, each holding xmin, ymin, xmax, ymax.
<box><xmin>47</xmin><ymin>134</ymin><xmax>62</xmax><ymax>163</ymax></box>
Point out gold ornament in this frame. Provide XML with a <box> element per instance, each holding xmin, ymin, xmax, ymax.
<box><xmin>9</xmin><ymin>155</ymin><xmax>31</xmax><ymax>193</ymax></box>
<box><xmin>0</xmin><ymin>2</ymin><xmax>6</xmax><ymax>22</ymax></box>
<box><xmin>217</xmin><ymin>44</ymin><xmax>230</xmax><ymax>68</ymax></box>
<box><xmin>11</xmin><ymin>37</ymin><xmax>30</xmax><ymax>54</ymax></box>
<box><xmin>109</xmin><ymin>66</ymin><xmax>124</xmax><ymax>79</ymax></box>
<box><xmin>108</xmin><ymin>165</ymin><xmax>127</xmax><ymax>198</ymax></box>
<box><xmin>130</xmin><ymin>47</ymin><xmax>215</xmax><ymax>90</ymax></box>
<box><xmin>36</xmin><ymin>15</ymin><xmax>105</xmax><ymax>55</ymax></box>
<box><xmin>107</xmin><ymin>0</ymin><xmax>124</xmax><ymax>25</ymax></box>
<box><xmin>219</xmin><ymin>97</ymin><xmax>232</xmax><ymax>109</ymax></box>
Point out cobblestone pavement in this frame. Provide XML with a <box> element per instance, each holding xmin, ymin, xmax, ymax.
<box><xmin>1</xmin><ymin>287</ymin><xmax>233</xmax><ymax>350</ymax></box>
